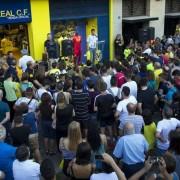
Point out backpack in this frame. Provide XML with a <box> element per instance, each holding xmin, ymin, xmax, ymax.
<box><xmin>107</xmin><ymin>88</ymin><xmax>120</xmax><ymax>104</ymax></box>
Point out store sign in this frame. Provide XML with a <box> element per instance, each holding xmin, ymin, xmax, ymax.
<box><xmin>0</xmin><ymin>0</ymin><xmax>31</xmax><ymax>24</ymax></box>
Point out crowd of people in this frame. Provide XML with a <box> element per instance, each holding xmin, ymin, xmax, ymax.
<box><xmin>0</xmin><ymin>30</ymin><xmax>180</xmax><ymax>180</ymax></box>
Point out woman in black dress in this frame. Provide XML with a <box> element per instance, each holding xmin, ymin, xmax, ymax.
<box><xmin>55</xmin><ymin>92</ymin><xmax>74</xmax><ymax>147</ymax></box>
<box><xmin>39</xmin><ymin>92</ymin><xmax>56</xmax><ymax>155</ymax></box>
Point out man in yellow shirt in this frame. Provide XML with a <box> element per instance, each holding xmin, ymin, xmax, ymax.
<box><xmin>124</xmin><ymin>45</ymin><xmax>132</xmax><ymax>60</ymax></box>
<box><xmin>48</xmin><ymin>61</ymin><xmax>60</xmax><ymax>75</ymax></box>
<box><xmin>146</xmin><ymin>58</ymin><xmax>154</xmax><ymax>71</ymax></box>
<box><xmin>142</xmin><ymin>109</ymin><xmax>156</xmax><ymax>150</ymax></box>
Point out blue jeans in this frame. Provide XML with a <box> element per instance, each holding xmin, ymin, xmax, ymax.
<box><xmin>89</xmin><ymin>48</ymin><xmax>96</xmax><ymax>64</ymax></box>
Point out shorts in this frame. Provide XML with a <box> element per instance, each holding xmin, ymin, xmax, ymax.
<box><xmin>76</xmin><ymin>120</ymin><xmax>88</xmax><ymax>130</ymax></box>
<box><xmin>29</xmin><ymin>133</ymin><xmax>39</xmax><ymax>150</ymax></box>
<box><xmin>89</xmin><ymin>113</ymin><xmax>97</xmax><ymax>122</ymax></box>
<box><xmin>41</xmin><ymin>120</ymin><xmax>56</xmax><ymax>139</ymax></box>
<box><xmin>99</xmin><ymin>115</ymin><xmax>114</xmax><ymax>127</ymax></box>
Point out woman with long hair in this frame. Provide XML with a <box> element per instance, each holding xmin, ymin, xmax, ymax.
<box><xmin>39</xmin><ymin>92</ymin><xmax>56</xmax><ymax>155</ymax></box>
<box><xmin>59</xmin><ymin>121</ymin><xmax>83</xmax><ymax>176</ymax></box>
<box><xmin>53</xmin><ymin>82</ymin><xmax>71</xmax><ymax>104</ymax></box>
<box><xmin>67</xmin><ymin>142</ymin><xmax>95</xmax><ymax>179</ymax></box>
<box><xmin>55</xmin><ymin>92</ymin><xmax>74</xmax><ymax>147</ymax></box>
<box><xmin>87</xmin><ymin>121</ymin><xmax>107</xmax><ymax>170</ymax></box>
<box><xmin>87</xmin><ymin>121</ymin><xmax>107</xmax><ymax>153</ymax></box>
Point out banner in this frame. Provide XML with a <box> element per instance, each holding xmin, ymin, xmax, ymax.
<box><xmin>0</xmin><ymin>0</ymin><xmax>31</xmax><ymax>24</ymax></box>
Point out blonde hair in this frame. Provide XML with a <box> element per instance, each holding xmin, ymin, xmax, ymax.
<box><xmin>68</xmin><ymin>121</ymin><xmax>82</xmax><ymax>151</ymax></box>
<box><xmin>57</xmin><ymin>92</ymin><xmax>66</xmax><ymax>109</ymax></box>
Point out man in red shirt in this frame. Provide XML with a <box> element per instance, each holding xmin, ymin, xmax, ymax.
<box><xmin>73</xmin><ymin>33</ymin><xmax>82</xmax><ymax>65</ymax></box>
<box><xmin>115</xmin><ymin>64</ymin><xmax>126</xmax><ymax>88</ymax></box>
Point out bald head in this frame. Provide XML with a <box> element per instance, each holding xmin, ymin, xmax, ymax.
<box><xmin>127</xmin><ymin>103</ymin><xmax>136</xmax><ymax>114</ymax></box>
<box><xmin>124</xmin><ymin>122</ymin><xmax>135</xmax><ymax>135</ymax></box>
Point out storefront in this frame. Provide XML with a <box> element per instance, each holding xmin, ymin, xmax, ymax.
<box><xmin>49</xmin><ymin>0</ymin><xmax>109</xmax><ymax>63</ymax></box>
<box><xmin>0</xmin><ymin>0</ymin><xmax>31</xmax><ymax>58</ymax></box>
<box><xmin>165</xmin><ymin>0</ymin><xmax>180</xmax><ymax>36</ymax></box>
<box><xmin>122</xmin><ymin>0</ymin><xmax>159</xmax><ymax>44</ymax></box>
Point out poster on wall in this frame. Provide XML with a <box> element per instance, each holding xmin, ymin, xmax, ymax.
<box><xmin>0</xmin><ymin>0</ymin><xmax>31</xmax><ymax>24</ymax></box>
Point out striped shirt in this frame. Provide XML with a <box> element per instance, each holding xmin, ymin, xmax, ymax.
<box><xmin>120</xmin><ymin>114</ymin><xmax>144</xmax><ymax>134</ymax></box>
<box><xmin>72</xmin><ymin>91</ymin><xmax>90</xmax><ymax>121</ymax></box>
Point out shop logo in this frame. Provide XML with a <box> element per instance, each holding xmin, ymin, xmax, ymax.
<box><xmin>0</xmin><ymin>9</ymin><xmax>30</xmax><ymax>19</ymax></box>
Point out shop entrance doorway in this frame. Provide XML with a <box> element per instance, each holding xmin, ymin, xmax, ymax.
<box><xmin>122</xmin><ymin>22</ymin><xmax>144</xmax><ymax>46</ymax></box>
<box><xmin>164</xmin><ymin>18</ymin><xmax>180</xmax><ymax>36</ymax></box>
<box><xmin>0</xmin><ymin>24</ymin><xmax>29</xmax><ymax>59</ymax></box>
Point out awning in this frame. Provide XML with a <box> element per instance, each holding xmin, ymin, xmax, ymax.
<box><xmin>122</xmin><ymin>16</ymin><xmax>159</xmax><ymax>23</ymax></box>
<box><xmin>165</xmin><ymin>13</ymin><xmax>180</xmax><ymax>18</ymax></box>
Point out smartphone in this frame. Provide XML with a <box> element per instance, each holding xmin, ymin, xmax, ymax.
<box><xmin>95</xmin><ymin>155</ymin><xmax>104</xmax><ymax>160</ymax></box>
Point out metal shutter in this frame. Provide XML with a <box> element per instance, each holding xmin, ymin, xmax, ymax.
<box><xmin>49</xmin><ymin>0</ymin><xmax>109</xmax><ymax>21</ymax></box>
<box><xmin>166</xmin><ymin>0</ymin><xmax>180</xmax><ymax>13</ymax></box>
<box><xmin>123</xmin><ymin>0</ymin><xmax>147</xmax><ymax>17</ymax></box>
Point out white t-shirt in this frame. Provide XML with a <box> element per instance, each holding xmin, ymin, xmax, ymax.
<box><xmin>107</xmin><ymin>87</ymin><xmax>120</xmax><ymax>98</ymax></box>
<box><xmin>121</xmin><ymin>81</ymin><xmax>137</xmax><ymax>98</ymax></box>
<box><xmin>35</xmin><ymin>88</ymin><xmax>52</xmax><ymax>100</ymax></box>
<box><xmin>19</xmin><ymin>55</ymin><xmax>34</xmax><ymax>72</ymax></box>
<box><xmin>102</xmin><ymin>75</ymin><xmax>112</xmax><ymax>89</ymax></box>
<box><xmin>87</xmin><ymin>35</ymin><xmax>98</xmax><ymax>49</ymax></box>
<box><xmin>13</xmin><ymin>159</ymin><xmax>40</xmax><ymax>180</ymax></box>
<box><xmin>116</xmin><ymin>96</ymin><xmax>137</xmax><ymax>121</ymax></box>
<box><xmin>90</xmin><ymin>172</ymin><xmax>118</xmax><ymax>180</ymax></box>
<box><xmin>143</xmin><ymin>48</ymin><xmax>152</xmax><ymax>55</ymax></box>
<box><xmin>15</xmin><ymin>97</ymin><xmax>39</xmax><ymax>112</ymax></box>
<box><xmin>157</xmin><ymin>118</ymin><xmax>180</xmax><ymax>150</ymax></box>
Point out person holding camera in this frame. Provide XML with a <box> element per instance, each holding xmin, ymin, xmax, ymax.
<box><xmin>67</xmin><ymin>142</ymin><xmax>95</xmax><ymax>179</ymax></box>
<box><xmin>90</xmin><ymin>153</ymin><xmax>126</xmax><ymax>180</ymax></box>
<box><xmin>129</xmin><ymin>153</ymin><xmax>179</xmax><ymax>180</ymax></box>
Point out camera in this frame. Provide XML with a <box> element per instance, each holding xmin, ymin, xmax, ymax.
<box><xmin>149</xmin><ymin>156</ymin><xmax>161</xmax><ymax>164</ymax></box>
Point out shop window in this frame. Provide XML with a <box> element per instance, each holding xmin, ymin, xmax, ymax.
<box><xmin>0</xmin><ymin>24</ymin><xmax>29</xmax><ymax>57</ymax></box>
<box><xmin>166</xmin><ymin>0</ymin><xmax>180</xmax><ymax>13</ymax></box>
<box><xmin>123</xmin><ymin>0</ymin><xmax>148</xmax><ymax>17</ymax></box>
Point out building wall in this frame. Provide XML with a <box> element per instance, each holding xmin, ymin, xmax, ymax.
<box><xmin>28</xmin><ymin>0</ymin><xmax>50</xmax><ymax>60</ymax></box>
<box><xmin>109</xmin><ymin>0</ymin><xmax>122</xmax><ymax>60</ymax></box>
<box><xmin>149</xmin><ymin>0</ymin><xmax>166</xmax><ymax>38</ymax></box>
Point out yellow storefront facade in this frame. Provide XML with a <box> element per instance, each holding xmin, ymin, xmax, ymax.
<box><xmin>29</xmin><ymin>0</ymin><xmax>115</xmax><ymax>61</ymax></box>
<box><xmin>0</xmin><ymin>0</ymin><xmax>118</xmax><ymax>61</ymax></box>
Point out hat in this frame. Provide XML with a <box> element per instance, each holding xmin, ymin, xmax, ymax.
<box><xmin>0</xmin><ymin>125</ymin><xmax>6</xmax><ymax>140</ymax></box>
<box><xmin>21</xmin><ymin>49</ymin><xmax>28</xmax><ymax>55</ymax></box>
